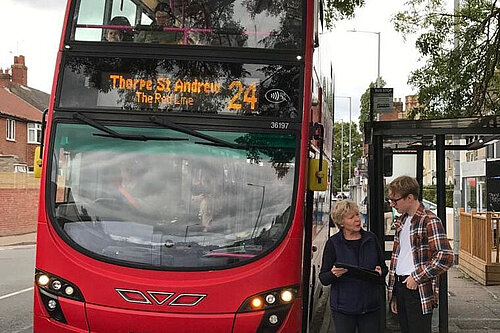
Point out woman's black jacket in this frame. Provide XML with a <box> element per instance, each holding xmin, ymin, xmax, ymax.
<box><xmin>319</xmin><ymin>229</ymin><xmax>388</xmax><ymax>315</ymax></box>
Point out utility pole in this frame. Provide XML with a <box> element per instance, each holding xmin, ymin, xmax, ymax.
<box><xmin>452</xmin><ymin>0</ymin><xmax>461</xmax><ymax>265</ymax></box>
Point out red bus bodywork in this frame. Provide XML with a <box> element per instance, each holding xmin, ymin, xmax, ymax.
<box><xmin>33</xmin><ymin>1</ymin><xmax>330</xmax><ymax>332</ymax></box>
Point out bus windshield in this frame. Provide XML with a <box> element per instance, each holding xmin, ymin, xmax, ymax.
<box><xmin>50</xmin><ymin>123</ymin><xmax>296</xmax><ymax>270</ymax></box>
<box><xmin>72</xmin><ymin>0</ymin><xmax>303</xmax><ymax>49</ymax></box>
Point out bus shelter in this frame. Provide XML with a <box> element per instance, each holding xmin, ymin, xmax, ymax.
<box><xmin>365</xmin><ymin>115</ymin><xmax>500</xmax><ymax>333</ymax></box>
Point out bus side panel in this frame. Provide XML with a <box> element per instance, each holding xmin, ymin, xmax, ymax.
<box><xmin>86</xmin><ymin>303</ymin><xmax>234</xmax><ymax>333</ymax></box>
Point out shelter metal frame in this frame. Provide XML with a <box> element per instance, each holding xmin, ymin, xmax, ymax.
<box><xmin>365</xmin><ymin>115</ymin><xmax>500</xmax><ymax>333</ymax></box>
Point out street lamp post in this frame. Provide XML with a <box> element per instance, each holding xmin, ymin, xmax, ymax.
<box><xmin>340</xmin><ymin>119</ymin><xmax>344</xmax><ymax>192</ymax></box>
<box><xmin>347</xmin><ymin>29</ymin><xmax>381</xmax><ymax>87</ymax></box>
<box><xmin>336</xmin><ymin>96</ymin><xmax>352</xmax><ymax>183</ymax></box>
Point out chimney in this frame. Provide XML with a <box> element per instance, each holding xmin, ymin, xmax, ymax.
<box><xmin>0</xmin><ymin>68</ymin><xmax>11</xmax><ymax>87</ymax></box>
<box><xmin>11</xmin><ymin>55</ymin><xmax>28</xmax><ymax>86</ymax></box>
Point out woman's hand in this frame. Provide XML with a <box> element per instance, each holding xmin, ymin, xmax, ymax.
<box><xmin>331</xmin><ymin>265</ymin><xmax>347</xmax><ymax>277</ymax></box>
<box><xmin>375</xmin><ymin>266</ymin><xmax>382</xmax><ymax>276</ymax></box>
<box><xmin>387</xmin><ymin>291</ymin><xmax>398</xmax><ymax>314</ymax></box>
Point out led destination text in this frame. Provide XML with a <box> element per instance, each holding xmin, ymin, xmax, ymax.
<box><xmin>108</xmin><ymin>74</ymin><xmax>257</xmax><ymax>110</ymax></box>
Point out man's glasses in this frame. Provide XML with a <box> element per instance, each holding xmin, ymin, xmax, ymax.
<box><xmin>386</xmin><ymin>196</ymin><xmax>406</xmax><ymax>204</ymax></box>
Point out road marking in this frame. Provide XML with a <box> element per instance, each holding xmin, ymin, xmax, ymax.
<box><xmin>0</xmin><ymin>287</ymin><xmax>34</xmax><ymax>300</ymax></box>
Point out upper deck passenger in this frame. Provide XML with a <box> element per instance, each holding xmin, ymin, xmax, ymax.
<box><xmin>135</xmin><ymin>3</ymin><xmax>182</xmax><ymax>44</ymax></box>
<box><xmin>104</xmin><ymin>16</ymin><xmax>133</xmax><ymax>42</ymax></box>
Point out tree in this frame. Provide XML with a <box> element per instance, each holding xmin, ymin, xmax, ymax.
<box><xmin>393</xmin><ymin>0</ymin><xmax>500</xmax><ymax>119</ymax></box>
<box><xmin>332</xmin><ymin>121</ymin><xmax>363</xmax><ymax>193</ymax></box>
<box><xmin>358</xmin><ymin>78</ymin><xmax>387</xmax><ymax>132</ymax></box>
<box><xmin>324</xmin><ymin>1</ymin><xmax>366</xmax><ymax>29</ymax></box>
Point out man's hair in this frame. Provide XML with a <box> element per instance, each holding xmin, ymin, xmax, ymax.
<box><xmin>388</xmin><ymin>175</ymin><xmax>420</xmax><ymax>200</ymax></box>
<box><xmin>109</xmin><ymin>16</ymin><xmax>131</xmax><ymax>26</ymax></box>
<box><xmin>330</xmin><ymin>200</ymin><xmax>358</xmax><ymax>229</ymax></box>
<box><xmin>107</xmin><ymin>16</ymin><xmax>133</xmax><ymax>41</ymax></box>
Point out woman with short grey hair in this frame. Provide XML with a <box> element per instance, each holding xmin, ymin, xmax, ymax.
<box><xmin>319</xmin><ymin>200</ymin><xmax>388</xmax><ymax>333</ymax></box>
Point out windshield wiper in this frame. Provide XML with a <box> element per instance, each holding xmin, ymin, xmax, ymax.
<box><xmin>149</xmin><ymin>116</ymin><xmax>246</xmax><ymax>149</ymax></box>
<box><xmin>74</xmin><ymin>113</ymin><xmax>189</xmax><ymax>142</ymax></box>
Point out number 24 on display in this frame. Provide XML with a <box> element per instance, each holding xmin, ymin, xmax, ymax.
<box><xmin>228</xmin><ymin>81</ymin><xmax>257</xmax><ymax>110</ymax></box>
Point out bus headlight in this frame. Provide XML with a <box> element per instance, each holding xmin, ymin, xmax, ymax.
<box><xmin>237</xmin><ymin>286</ymin><xmax>298</xmax><ymax>313</ymax></box>
<box><xmin>280</xmin><ymin>290</ymin><xmax>294</xmax><ymax>303</ymax></box>
<box><xmin>51</xmin><ymin>280</ymin><xmax>62</xmax><ymax>291</ymax></box>
<box><xmin>37</xmin><ymin>274</ymin><xmax>50</xmax><ymax>286</ymax></box>
<box><xmin>35</xmin><ymin>269</ymin><xmax>84</xmax><ymax>302</ymax></box>
<box><xmin>237</xmin><ymin>286</ymin><xmax>298</xmax><ymax>333</ymax></box>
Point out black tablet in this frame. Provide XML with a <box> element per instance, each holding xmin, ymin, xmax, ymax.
<box><xmin>335</xmin><ymin>262</ymin><xmax>384</xmax><ymax>284</ymax></box>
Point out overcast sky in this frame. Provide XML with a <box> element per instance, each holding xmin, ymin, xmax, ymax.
<box><xmin>0</xmin><ymin>0</ymin><xmax>66</xmax><ymax>94</ymax></box>
<box><xmin>0</xmin><ymin>0</ymin><xmax>453</xmax><ymax>124</ymax></box>
<box><xmin>330</xmin><ymin>0</ymin><xmax>420</xmax><ymax>124</ymax></box>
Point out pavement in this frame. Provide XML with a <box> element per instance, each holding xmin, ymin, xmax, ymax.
<box><xmin>320</xmin><ymin>265</ymin><xmax>500</xmax><ymax>333</ymax></box>
<box><xmin>1</xmin><ymin>233</ymin><xmax>499</xmax><ymax>332</ymax></box>
<box><xmin>443</xmin><ymin>266</ymin><xmax>500</xmax><ymax>332</ymax></box>
<box><xmin>0</xmin><ymin>232</ymin><xmax>36</xmax><ymax>247</ymax></box>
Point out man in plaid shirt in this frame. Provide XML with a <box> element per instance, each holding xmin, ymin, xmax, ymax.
<box><xmin>387</xmin><ymin>176</ymin><xmax>453</xmax><ymax>333</ymax></box>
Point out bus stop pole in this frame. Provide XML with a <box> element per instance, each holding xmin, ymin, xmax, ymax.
<box><xmin>417</xmin><ymin>148</ymin><xmax>424</xmax><ymax>196</ymax></box>
<box><xmin>368</xmin><ymin>134</ymin><xmax>385</xmax><ymax>331</ymax></box>
<box><xmin>436</xmin><ymin>135</ymin><xmax>449</xmax><ymax>333</ymax></box>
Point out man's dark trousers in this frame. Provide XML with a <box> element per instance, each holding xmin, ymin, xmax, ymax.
<box><xmin>395</xmin><ymin>278</ymin><xmax>432</xmax><ymax>333</ymax></box>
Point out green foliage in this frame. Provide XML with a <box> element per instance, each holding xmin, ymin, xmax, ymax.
<box><xmin>393</xmin><ymin>0</ymin><xmax>500</xmax><ymax>119</ymax></box>
<box><xmin>332</xmin><ymin>121</ymin><xmax>363</xmax><ymax>192</ymax></box>
<box><xmin>422</xmin><ymin>185</ymin><xmax>453</xmax><ymax>207</ymax></box>
<box><xmin>324</xmin><ymin>0</ymin><xmax>366</xmax><ymax>29</ymax></box>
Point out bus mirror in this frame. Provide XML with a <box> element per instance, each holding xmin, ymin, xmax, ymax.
<box><xmin>34</xmin><ymin>146</ymin><xmax>42</xmax><ymax>178</ymax></box>
<box><xmin>308</xmin><ymin>159</ymin><xmax>328</xmax><ymax>191</ymax></box>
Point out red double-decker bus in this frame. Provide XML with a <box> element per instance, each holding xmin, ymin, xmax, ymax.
<box><xmin>33</xmin><ymin>1</ymin><xmax>334</xmax><ymax>332</ymax></box>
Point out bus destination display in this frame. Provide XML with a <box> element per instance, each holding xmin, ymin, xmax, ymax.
<box><xmin>59</xmin><ymin>56</ymin><xmax>300</xmax><ymax>118</ymax></box>
<box><xmin>108</xmin><ymin>74</ymin><xmax>257</xmax><ymax>111</ymax></box>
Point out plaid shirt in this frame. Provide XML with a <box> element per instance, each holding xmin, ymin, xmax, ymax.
<box><xmin>387</xmin><ymin>204</ymin><xmax>453</xmax><ymax>315</ymax></box>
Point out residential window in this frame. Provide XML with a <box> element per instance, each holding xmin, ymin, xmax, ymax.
<box><xmin>6</xmin><ymin>119</ymin><xmax>15</xmax><ymax>141</ymax></box>
<box><xmin>28</xmin><ymin>123</ymin><xmax>42</xmax><ymax>144</ymax></box>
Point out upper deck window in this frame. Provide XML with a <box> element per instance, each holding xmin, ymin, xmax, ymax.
<box><xmin>72</xmin><ymin>0</ymin><xmax>303</xmax><ymax>50</ymax></box>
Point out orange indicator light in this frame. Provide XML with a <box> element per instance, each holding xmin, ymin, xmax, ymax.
<box><xmin>250</xmin><ymin>297</ymin><xmax>264</xmax><ymax>309</ymax></box>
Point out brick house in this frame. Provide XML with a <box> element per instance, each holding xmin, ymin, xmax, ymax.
<box><xmin>0</xmin><ymin>55</ymin><xmax>49</xmax><ymax>172</ymax></box>
<box><xmin>379</xmin><ymin>98</ymin><xmax>404</xmax><ymax>121</ymax></box>
<box><xmin>0</xmin><ymin>55</ymin><xmax>49</xmax><ymax>236</ymax></box>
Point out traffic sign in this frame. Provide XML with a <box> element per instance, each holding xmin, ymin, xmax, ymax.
<box><xmin>370</xmin><ymin>88</ymin><xmax>393</xmax><ymax>113</ymax></box>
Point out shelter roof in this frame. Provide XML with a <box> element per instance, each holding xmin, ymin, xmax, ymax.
<box><xmin>365</xmin><ymin>116</ymin><xmax>500</xmax><ymax>151</ymax></box>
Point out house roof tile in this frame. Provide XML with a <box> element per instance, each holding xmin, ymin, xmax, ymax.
<box><xmin>0</xmin><ymin>84</ymin><xmax>48</xmax><ymax>122</ymax></box>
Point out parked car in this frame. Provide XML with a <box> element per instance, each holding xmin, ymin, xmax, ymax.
<box><xmin>422</xmin><ymin>199</ymin><xmax>437</xmax><ymax>213</ymax></box>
